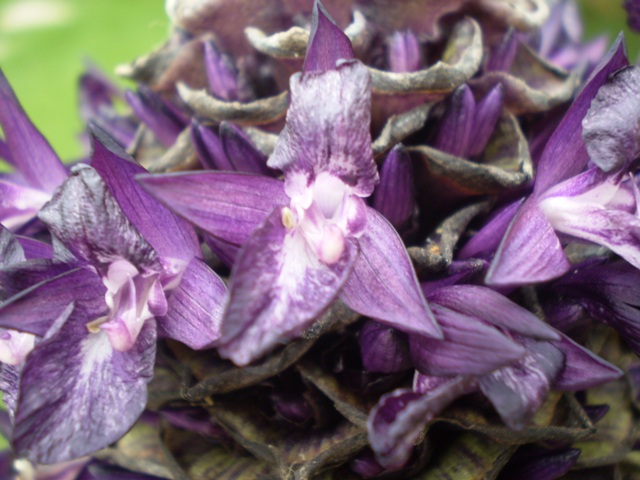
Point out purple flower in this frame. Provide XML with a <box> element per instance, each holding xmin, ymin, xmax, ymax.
<box><xmin>0</xmin><ymin>69</ymin><xmax>68</xmax><ymax>232</ymax></box>
<box><xmin>139</xmin><ymin>2</ymin><xmax>442</xmax><ymax>365</ymax></box>
<box><xmin>461</xmin><ymin>36</ymin><xmax>632</xmax><ymax>286</ymax></box>
<box><xmin>0</xmin><ymin>129</ymin><xmax>226</xmax><ymax>463</ymax></box>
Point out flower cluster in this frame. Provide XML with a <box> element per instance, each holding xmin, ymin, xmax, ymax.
<box><xmin>1</xmin><ymin>0</ymin><xmax>640</xmax><ymax>478</ymax></box>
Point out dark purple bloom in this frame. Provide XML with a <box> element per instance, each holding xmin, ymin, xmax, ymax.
<box><xmin>0</xmin><ymin>130</ymin><xmax>226</xmax><ymax>463</ymax></box>
<box><xmin>139</xmin><ymin>1</ymin><xmax>442</xmax><ymax>365</ymax></box>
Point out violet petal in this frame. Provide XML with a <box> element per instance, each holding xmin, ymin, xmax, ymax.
<box><xmin>0</xmin><ymin>267</ymin><xmax>105</xmax><ymax>336</ymax></box>
<box><xmin>0</xmin><ymin>68</ymin><xmax>67</xmax><ymax>193</ymax></box>
<box><xmin>468</xmin><ymin>84</ymin><xmax>504</xmax><ymax>157</ymax></box>
<box><xmin>12</xmin><ymin>316</ymin><xmax>156</xmax><ymax>463</ymax></box>
<box><xmin>220</xmin><ymin>121</ymin><xmax>271</xmax><ymax>175</ymax></box>
<box><xmin>485</xmin><ymin>198</ymin><xmax>570</xmax><ymax>286</ymax></box>
<box><xmin>552</xmin><ymin>333</ymin><xmax>622</xmax><ymax>390</ymax></box>
<box><xmin>89</xmin><ymin>126</ymin><xmax>201</xmax><ymax>261</ymax></box>
<box><xmin>478</xmin><ymin>339</ymin><xmax>564</xmax><ymax>430</ymax></box>
<box><xmin>534</xmin><ymin>34</ymin><xmax>628</xmax><ymax>194</ymax></box>
<box><xmin>303</xmin><ymin>1</ymin><xmax>355</xmax><ymax>74</ymax></box>
<box><xmin>38</xmin><ymin>165</ymin><xmax>160</xmax><ymax>273</ymax></box>
<box><xmin>410</xmin><ymin>304</ymin><xmax>525</xmax><ymax>376</ymax></box>
<box><xmin>218</xmin><ymin>206</ymin><xmax>358</xmax><ymax>366</ymax></box>
<box><xmin>125</xmin><ymin>87</ymin><xmax>184</xmax><ymax>147</ymax></box>
<box><xmin>434</xmin><ymin>84</ymin><xmax>476</xmax><ymax>158</ymax></box>
<box><xmin>371</xmin><ymin>144</ymin><xmax>415</xmax><ymax>231</ymax></box>
<box><xmin>204</xmin><ymin>40</ymin><xmax>239</xmax><ymax>101</ymax></box>
<box><xmin>137</xmin><ymin>171</ymin><xmax>288</xmax><ymax>247</ymax></box>
<box><xmin>268</xmin><ymin>61</ymin><xmax>378</xmax><ymax>198</ymax></box>
<box><xmin>157</xmin><ymin>257</ymin><xmax>226</xmax><ymax>349</ymax></box>
<box><xmin>340</xmin><ymin>208</ymin><xmax>441</xmax><ymax>338</ymax></box>
<box><xmin>427</xmin><ymin>285</ymin><xmax>559</xmax><ymax>340</ymax></box>
<box><xmin>359</xmin><ymin>321</ymin><xmax>412</xmax><ymax>373</ymax></box>
<box><xmin>190</xmin><ymin>120</ymin><xmax>233</xmax><ymax>171</ymax></box>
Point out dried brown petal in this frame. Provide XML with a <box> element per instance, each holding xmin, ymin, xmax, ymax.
<box><xmin>178</xmin><ymin>83</ymin><xmax>289</xmax><ymax>126</ymax></box>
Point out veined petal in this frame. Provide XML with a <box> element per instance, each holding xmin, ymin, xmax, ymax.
<box><xmin>368</xmin><ymin>377</ymin><xmax>474</xmax><ymax>469</ymax></box>
<box><xmin>340</xmin><ymin>208</ymin><xmax>441</xmax><ymax>338</ymax></box>
<box><xmin>359</xmin><ymin>321</ymin><xmax>411</xmax><ymax>373</ymax></box>
<box><xmin>541</xmin><ymin>186</ymin><xmax>640</xmax><ymax>270</ymax></box>
<box><xmin>12</xmin><ymin>314</ymin><xmax>156</xmax><ymax>464</ymax></box>
<box><xmin>218</xmin><ymin>207</ymin><xmax>357</xmax><ymax>366</ymax></box>
<box><xmin>0</xmin><ymin>69</ymin><xmax>67</xmax><ymax>193</ymax></box>
<box><xmin>458</xmin><ymin>197</ymin><xmax>524</xmax><ymax>260</ymax></box>
<box><xmin>582</xmin><ymin>66</ymin><xmax>640</xmax><ymax>172</ymax></box>
<box><xmin>0</xmin><ymin>328</ymin><xmax>35</xmax><ymax>365</ymax></box>
<box><xmin>89</xmin><ymin>127</ymin><xmax>201</xmax><ymax>262</ymax></box>
<box><xmin>158</xmin><ymin>257</ymin><xmax>226</xmax><ymax>349</ymax></box>
<box><xmin>388</xmin><ymin>30</ymin><xmax>421</xmax><ymax>73</ymax></box>
<box><xmin>534</xmin><ymin>34</ymin><xmax>628</xmax><ymax>194</ymax></box>
<box><xmin>190</xmin><ymin>120</ymin><xmax>233</xmax><ymax>170</ymax></box>
<box><xmin>427</xmin><ymin>285</ymin><xmax>559</xmax><ymax>340</ymax></box>
<box><xmin>478</xmin><ymin>339</ymin><xmax>564</xmax><ymax>430</ymax></box>
<box><xmin>552</xmin><ymin>334</ymin><xmax>622</xmax><ymax>390</ymax></box>
<box><xmin>303</xmin><ymin>1</ymin><xmax>355</xmax><ymax>74</ymax></box>
<box><xmin>434</xmin><ymin>84</ymin><xmax>476</xmax><ymax>158</ymax></box>
<box><xmin>137</xmin><ymin>171</ymin><xmax>288</xmax><ymax>246</ymax></box>
<box><xmin>204</xmin><ymin>40</ymin><xmax>240</xmax><ymax>101</ymax></box>
<box><xmin>371</xmin><ymin>144</ymin><xmax>415</xmax><ymax>231</ymax></box>
<box><xmin>0</xmin><ymin>179</ymin><xmax>51</xmax><ymax>231</ymax></box>
<box><xmin>0</xmin><ymin>267</ymin><xmax>105</xmax><ymax>336</ymax></box>
<box><xmin>468</xmin><ymin>84</ymin><xmax>504</xmax><ymax>156</ymax></box>
<box><xmin>220</xmin><ymin>122</ymin><xmax>271</xmax><ymax>175</ymax></box>
<box><xmin>15</xmin><ymin>235</ymin><xmax>53</xmax><ymax>260</ymax></box>
<box><xmin>125</xmin><ymin>87</ymin><xmax>185</xmax><ymax>147</ymax></box>
<box><xmin>268</xmin><ymin>61</ymin><xmax>377</xmax><ymax>198</ymax></box>
<box><xmin>486</xmin><ymin>198</ymin><xmax>570</xmax><ymax>286</ymax></box>
<box><xmin>410</xmin><ymin>304</ymin><xmax>525</xmax><ymax>376</ymax></box>
<box><xmin>38</xmin><ymin>165</ymin><xmax>160</xmax><ymax>272</ymax></box>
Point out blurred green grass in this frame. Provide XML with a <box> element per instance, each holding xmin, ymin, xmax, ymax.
<box><xmin>0</xmin><ymin>0</ymin><xmax>169</xmax><ymax>161</ymax></box>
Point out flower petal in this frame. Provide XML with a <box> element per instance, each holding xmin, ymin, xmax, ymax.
<box><xmin>157</xmin><ymin>257</ymin><xmax>226</xmax><ymax>349</ymax></box>
<box><xmin>368</xmin><ymin>377</ymin><xmax>473</xmax><ymax>469</ymax></box>
<box><xmin>486</xmin><ymin>198</ymin><xmax>570</xmax><ymax>286</ymax></box>
<box><xmin>89</xmin><ymin>127</ymin><xmax>201</xmax><ymax>262</ymax></box>
<box><xmin>359</xmin><ymin>321</ymin><xmax>411</xmax><ymax>373</ymax></box>
<box><xmin>190</xmin><ymin>120</ymin><xmax>233</xmax><ymax>170</ymax></box>
<box><xmin>39</xmin><ymin>165</ymin><xmax>160</xmax><ymax>272</ymax></box>
<box><xmin>410</xmin><ymin>304</ymin><xmax>526</xmax><ymax>376</ymax></box>
<box><xmin>268</xmin><ymin>61</ymin><xmax>377</xmax><ymax>198</ymax></box>
<box><xmin>0</xmin><ymin>69</ymin><xmax>67</xmax><ymax>193</ymax></box>
<box><xmin>427</xmin><ymin>285</ymin><xmax>559</xmax><ymax>340</ymax></box>
<box><xmin>552</xmin><ymin>334</ymin><xmax>622</xmax><ymax>390</ymax></box>
<box><xmin>0</xmin><ymin>224</ymin><xmax>25</xmax><ymax>267</ymax></box>
<box><xmin>434</xmin><ymin>84</ymin><xmax>476</xmax><ymax>158</ymax></box>
<box><xmin>0</xmin><ymin>179</ymin><xmax>51</xmax><ymax>231</ymax></box>
<box><xmin>137</xmin><ymin>171</ymin><xmax>288</xmax><ymax>247</ymax></box>
<box><xmin>478</xmin><ymin>339</ymin><xmax>564</xmax><ymax>430</ymax></box>
<box><xmin>371</xmin><ymin>144</ymin><xmax>415</xmax><ymax>231</ymax></box>
<box><xmin>204</xmin><ymin>40</ymin><xmax>240</xmax><ymax>101</ymax></box>
<box><xmin>125</xmin><ymin>87</ymin><xmax>185</xmax><ymax>147</ymax></box>
<box><xmin>0</xmin><ymin>267</ymin><xmax>105</xmax><ymax>336</ymax></box>
<box><xmin>340</xmin><ymin>208</ymin><xmax>441</xmax><ymax>338</ymax></box>
<box><xmin>220</xmin><ymin>122</ymin><xmax>271</xmax><ymax>175</ymax></box>
<box><xmin>218</xmin><ymin>207</ymin><xmax>357</xmax><ymax>366</ymax></box>
<box><xmin>303</xmin><ymin>1</ymin><xmax>355</xmax><ymax>74</ymax></box>
<box><xmin>534</xmin><ymin>34</ymin><xmax>628</xmax><ymax>194</ymax></box>
<box><xmin>582</xmin><ymin>66</ymin><xmax>640</xmax><ymax>172</ymax></box>
<box><xmin>12</xmin><ymin>314</ymin><xmax>156</xmax><ymax>463</ymax></box>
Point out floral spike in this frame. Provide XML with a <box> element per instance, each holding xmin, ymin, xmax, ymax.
<box><xmin>303</xmin><ymin>0</ymin><xmax>354</xmax><ymax>74</ymax></box>
<box><xmin>140</xmin><ymin>1</ymin><xmax>441</xmax><ymax>365</ymax></box>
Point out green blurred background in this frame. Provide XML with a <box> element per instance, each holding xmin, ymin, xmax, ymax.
<box><xmin>0</xmin><ymin>0</ymin><xmax>638</xmax><ymax>162</ymax></box>
<box><xmin>0</xmin><ymin>0</ymin><xmax>637</xmax><ymax>453</ymax></box>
